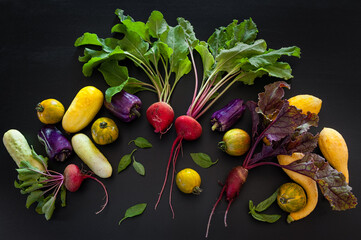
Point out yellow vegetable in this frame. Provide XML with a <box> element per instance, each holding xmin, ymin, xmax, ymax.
<box><xmin>277</xmin><ymin>152</ymin><xmax>318</xmax><ymax>223</ymax></box>
<box><xmin>3</xmin><ymin>129</ymin><xmax>45</xmax><ymax>171</ymax></box>
<box><xmin>219</xmin><ymin>128</ymin><xmax>251</xmax><ymax>156</ymax></box>
<box><xmin>176</xmin><ymin>168</ymin><xmax>202</xmax><ymax>194</ymax></box>
<box><xmin>277</xmin><ymin>182</ymin><xmax>307</xmax><ymax>213</ymax></box>
<box><xmin>36</xmin><ymin>98</ymin><xmax>65</xmax><ymax>124</ymax></box>
<box><xmin>71</xmin><ymin>133</ymin><xmax>112</xmax><ymax>178</ymax></box>
<box><xmin>62</xmin><ymin>86</ymin><xmax>103</xmax><ymax>133</ymax></box>
<box><xmin>91</xmin><ymin>117</ymin><xmax>119</xmax><ymax>145</ymax></box>
<box><xmin>318</xmin><ymin>127</ymin><xmax>349</xmax><ymax>183</ymax></box>
<box><xmin>288</xmin><ymin>94</ymin><xmax>322</xmax><ymax>114</ymax></box>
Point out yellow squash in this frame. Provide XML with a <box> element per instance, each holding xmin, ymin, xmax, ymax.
<box><xmin>36</xmin><ymin>98</ymin><xmax>65</xmax><ymax>124</ymax></box>
<box><xmin>62</xmin><ymin>86</ymin><xmax>103</xmax><ymax>133</ymax></box>
<box><xmin>288</xmin><ymin>94</ymin><xmax>322</xmax><ymax>115</ymax></box>
<box><xmin>277</xmin><ymin>152</ymin><xmax>318</xmax><ymax>223</ymax></box>
<box><xmin>176</xmin><ymin>168</ymin><xmax>202</xmax><ymax>194</ymax></box>
<box><xmin>91</xmin><ymin>117</ymin><xmax>119</xmax><ymax>145</ymax></box>
<box><xmin>318</xmin><ymin>127</ymin><xmax>349</xmax><ymax>183</ymax></box>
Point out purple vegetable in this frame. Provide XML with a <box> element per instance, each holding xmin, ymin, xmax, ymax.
<box><xmin>210</xmin><ymin>99</ymin><xmax>246</xmax><ymax>132</ymax></box>
<box><xmin>37</xmin><ymin>125</ymin><xmax>72</xmax><ymax>162</ymax></box>
<box><xmin>104</xmin><ymin>90</ymin><xmax>142</xmax><ymax>122</ymax></box>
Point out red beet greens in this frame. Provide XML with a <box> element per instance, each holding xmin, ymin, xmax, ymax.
<box><xmin>205</xmin><ymin>81</ymin><xmax>357</xmax><ymax>237</ymax></box>
<box><xmin>155</xmin><ymin>18</ymin><xmax>301</xmax><ymax>218</ymax></box>
<box><xmin>14</xmin><ymin>149</ymin><xmax>109</xmax><ymax>220</ymax></box>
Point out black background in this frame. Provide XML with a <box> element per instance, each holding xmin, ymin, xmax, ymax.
<box><xmin>1</xmin><ymin>0</ymin><xmax>360</xmax><ymax>239</ymax></box>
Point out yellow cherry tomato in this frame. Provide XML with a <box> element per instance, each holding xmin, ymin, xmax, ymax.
<box><xmin>36</xmin><ymin>98</ymin><xmax>65</xmax><ymax>124</ymax></box>
<box><xmin>91</xmin><ymin>117</ymin><xmax>119</xmax><ymax>145</ymax></box>
<box><xmin>176</xmin><ymin>168</ymin><xmax>202</xmax><ymax>194</ymax></box>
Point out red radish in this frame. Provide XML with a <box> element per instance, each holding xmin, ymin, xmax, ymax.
<box><xmin>205</xmin><ymin>166</ymin><xmax>248</xmax><ymax>237</ymax></box>
<box><xmin>146</xmin><ymin>102</ymin><xmax>175</xmax><ymax>134</ymax></box>
<box><xmin>63</xmin><ymin>164</ymin><xmax>109</xmax><ymax>214</ymax></box>
<box><xmin>175</xmin><ymin>115</ymin><xmax>202</xmax><ymax>141</ymax></box>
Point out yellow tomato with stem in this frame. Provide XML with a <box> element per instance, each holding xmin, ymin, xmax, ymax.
<box><xmin>36</xmin><ymin>98</ymin><xmax>65</xmax><ymax>124</ymax></box>
<box><xmin>176</xmin><ymin>168</ymin><xmax>202</xmax><ymax>194</ymax></box>
<box><xmin>91</xmin><ymin>117</ymin><xmax>119</xmax><ymax>145</ymax></box>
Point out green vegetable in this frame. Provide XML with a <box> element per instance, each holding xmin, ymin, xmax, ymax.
<box><xmin>118</xmin><ymin>149</ymin><xmax>137</xmax><ymax>173</ymax></box>
<box><xmin>248</xmin><ymin>190</ymin><xmax>281</xmax><ymax>223</ymax></box>
<box><xmin>75</xmin><ymin>9</ymin><xmax>193</xmax><ymax>105</ymax></box>
<box><xmin>133</xmin><ymin>157</ymin><xmax>145</xmax><ymax>176</ymax></box>
<box><xmin>119</xmin><ymin>203</ymin><xmax>147</xmax><ymax>224</ymax></box>
<box><xmin>128</xmin><ymin>137</ymin><xmax>152</xmax><ymax>149</ymax></box>
<box><xmin>190</xmin><ymin>152</ymin><xmax>218</xmax><ymax>168</ymax></box>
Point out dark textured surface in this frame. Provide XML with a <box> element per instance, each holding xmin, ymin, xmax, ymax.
<box><xmin>0</xmin><ymin>0</ymin><xmax>360</xmax><ymax>239</ymax></box>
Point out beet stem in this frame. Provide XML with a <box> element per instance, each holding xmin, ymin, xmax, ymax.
<box><xmin>85</xmin><ymin>175</ymin><xmax>109</xmax><ymax>214</ymax></box>
<box><xmin>205</xmin><ymin>185</ymin><xmax>226</xmax><ymax>238</ymax></box>
<box><xmin>155</xmin><ymin>136</ymin><xmax>183</xmax><ymax>210</ymax></box>
<box><xmin>168</xmin><ymin>140</ymin><xmax>182</xmax><ymax>219</ymax></box>
<box><xmin>224</xmin><ymin>199</ymin><xmax>234</xmax><ymax>227</ymax></box>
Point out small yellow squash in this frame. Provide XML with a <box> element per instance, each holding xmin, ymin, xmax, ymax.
<box><xmin>91</xmin><ymin>117</ymin><xmax>119</xmax><ymax>145</ymax></box>
<box><xmin>288</xmin><ymin>94</ymin><xmax>322</xmax><ymax>115</ymax></box>
<box><xmin>277</xmin><ymin>152</ymin><xmax>318</xmax><ymax>223</ymax></box>
<box><xmin>318</xmin><ymin>127</ymin><xmax>349</xmax><ymax>183</ymax></box>
<box><xmin>62</xmin><ymin>86</ymin><xmax>103</xmax><ymax>133</ymax></box>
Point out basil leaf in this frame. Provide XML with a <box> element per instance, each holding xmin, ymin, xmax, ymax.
<box><xmin>255</xmin><ymin>190</ymin><xmax>278</xmax><ymax>212</ymax></box>
<box><xmin>26</xmin><ymin>190</ymin><xmax>43</xmax><ymax>209</ymax></box>
<box><xmin>249</xmin><ymin>210</ymin><xmax>281</xmax><ymax>223</ymax></box>
<box><xmin>128</xmin><ymin>137</ymin><xmax>152</xmax><ymax>149</ymax></box>
<box><xmin>133</xmin><ymin>158</ymin><xmax>145</xmax><ymax>176</ymax></box>
<box><xmin>118</xmin><ymin>149</ymin><xmax>137</xmax><ymax>173</ymax></box>
<box><xmin>190</xmin><ymin>153</ymin><xmax>218</xmax><ymax>168</ymax></box>
<box><xmin>119</xmin><ymin>203</ymin><xmax>147</xmax><ymax>224</ymax></box>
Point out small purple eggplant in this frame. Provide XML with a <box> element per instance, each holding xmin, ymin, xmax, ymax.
<box><xmin>104</xmin><ymin>90</ymin><xmax>142</xmax><ymax>123</ymax></box>
<box><xmin>38</xmin><ymin>125</ymin><xmax>72</xmax><ymax>162</ymax></box>
<box><xmin>210</xmin><ymin>98</ymin><xmax>246</xmax><ymax>132</ymax></box>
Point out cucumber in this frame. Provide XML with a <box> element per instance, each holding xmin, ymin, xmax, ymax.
<box><xmin>3</xmin><ymin>129</ymin><xmax>45</xmax><ymax>171</ymax></box>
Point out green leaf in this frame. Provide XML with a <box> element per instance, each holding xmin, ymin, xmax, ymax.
<box><xmin>190</xmin><ymin>153</ymin><xmax>218</xmax><ymax>168</ymax></box>
<box><xmin>105</xmin><ymin>79</ymin><xmax>129</xmax><ymax>103</ymax></box>
<box><xmin>195</xmin><ymin>41</ymin><xmax>215</xmax><ymax>80</ymax></box>
<box><xmin>255</xmin><ymin>190</ymin><xmax>278</xmax><ymax>212</ymax></box>
<box><xmin>249</xmin><ymin>210</ymin><xmax>281</xmax><ymax>223</ymax></box>
<box><xmin>26</xmin><ymin>190</ymin><xmax>43</xmax><ymax>209</ymax></box>
<box><xmin>128</xmin><ymin>137</ymin><xmax>152</xmax><ymax>149</ymax></box>
<box><xmin>119</xmin><ymin>203</ymin><xmax>147</xmax><ymax>224</ymax></box>
<box><xmin>133</xmin><ymin>158</ymin><xmax>145</xmax><ymax>176</ymax></box>
<box><xmin>118</xmin><ymin>149</ymin><xmax>137</xmax><ymax>173</ymax></box>
<box><xmin>60</xmin><ymin>185</ymin><xmax>66</xmax><ymax>207</ymax></box>
<box><xmin>114</xmin><ymin>9</ymin><xmax>134</xmax><ymax>22</ymax></box>
<box><xmin>177</xmin><ymin>17</ymin><xmax>199</xmax><ymax>48</ymax></box>
<box><xmin>144</xmin><ymin>41</ymin><xmax>173</xmax><ymax>67</ymax></box>
<box><xmin>31</xmin><ymin>146</ymin><xmax>48</xmax><ymax>169</ymax></box>
<box><xmin>248</xmin><ymin>46</ymin><xmax>300</xmax><ymax>68</ymax></box>
<box><xmin>74</xmin><ymin>32</ymin><xmax>103</xmax><ymax>47</ymax></box>
<box><xmin>42</xmin><ymin>196</ymin><xmax>56</xmax><ymax>220</ymax></box>
<box><xmin>98</xmin><ymin>60</ymin><xmax>129</xmax><ymax>87</ymax></box>
<box><xmin>146</xmin><ymin>10</ymin><xmax>169</xmax><ymax>38</ymax></box>
<box><xmin>122</xmin><ymin>19</ymin><xmax>149</xmax><ymax>42</ymax></box>
<box><xmin>215</xmin><ymin>39</ymin><xmax>267</xmax><ymax>73</ymax></box>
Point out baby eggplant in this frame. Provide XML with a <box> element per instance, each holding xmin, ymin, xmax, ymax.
<box><xmin>104</xmin><ymin>90</ymin><xmax>142</xmax><ymax>123</ymax></box>
<box><xmin>37</xmin><ymin>125</ymin><xmax>72</xmax><ymax>162</ymax></box>
<box><xmin>210</xmin><ymin>99</ymin><xmax>246</xmax><ymax>132</ymax></box>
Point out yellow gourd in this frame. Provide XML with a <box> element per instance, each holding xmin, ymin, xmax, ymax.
<box><xmin>176</xmin><ymin>168</ymin><xmax>202</xmax><ymax>194</ymax></box>
<box><xmin>288</xmin><ymin>94</ymin><xmax>322</xmax><ymax>114</ymax></box>
<box><xmin>36</xmin><ymin>98</ymin><xmax>65</xmax><ymax>124</ymax></box>
<box><xmin>62</xmin><ymin>86</ymin><xmax>103</xmax><ymax>133</ymax></box>
<box><xmin>318</xmin><ymin>127</ymin><xmax>349</xmax><ymax>183</ymax></box>
<box><xmin>277</xmin><ymin>152</ymin><xmax>318</xmax><ymax>223</ymax></box>
<box><xmin>91</xmin><ymin>117</ymin><xmax>119</xmax><ymax>145</ymax></box>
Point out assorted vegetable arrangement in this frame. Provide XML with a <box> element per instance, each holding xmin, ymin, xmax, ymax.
<box><xmin>2</xmin><ymin>8</ymin><xmax>358</xmax><ymax>238</ymax></box>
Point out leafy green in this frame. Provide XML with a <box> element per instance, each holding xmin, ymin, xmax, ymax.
<box><xmin>128</xmin><ymin>137</ymin><xmax>152</xmax><ymax>149</ymax></box>
<box><xmin>118</xmin><ymin>149</ymin><xmax>137</xmax><ymax>173</ymax></box>
<box><xmin>119</xmin><ymin>203</ymin><xmax>147</xmax><ymax>224</ymax></box>
<box><xmin>248</xmin><ymin>190</ymin><xmax>281</xmax><ymax>223</ymax></box>
<box><xmin>133</xmin><ymin>158</ymin><xmax>145</xmax><ymax>176</ymax></box>
<box><xmin>190</xmin><ymin>152</ymin><xmax>218</xmax><ymax>168</ymax></box>
<box><xmin>75</xmin><ymin>9</ymin><xmax>195</xmax><ymax>103</ymax></box>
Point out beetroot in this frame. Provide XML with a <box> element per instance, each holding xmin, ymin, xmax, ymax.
<box><xmin>146</xmin><ymin>102</ymin><xmax>175</xmax><ymax>134</ymax></box>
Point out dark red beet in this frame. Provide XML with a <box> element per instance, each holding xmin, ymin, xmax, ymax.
<box><xmin>146</xmin><ymin>102</ymin><xmax>174</xmax><ymax>134</ymax></box>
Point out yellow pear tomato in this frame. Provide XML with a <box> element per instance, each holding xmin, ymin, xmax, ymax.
<box><xmin>36</xmin><ymin>98</ymin><xmax>65</xmax><ymax>124</ymax></box>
